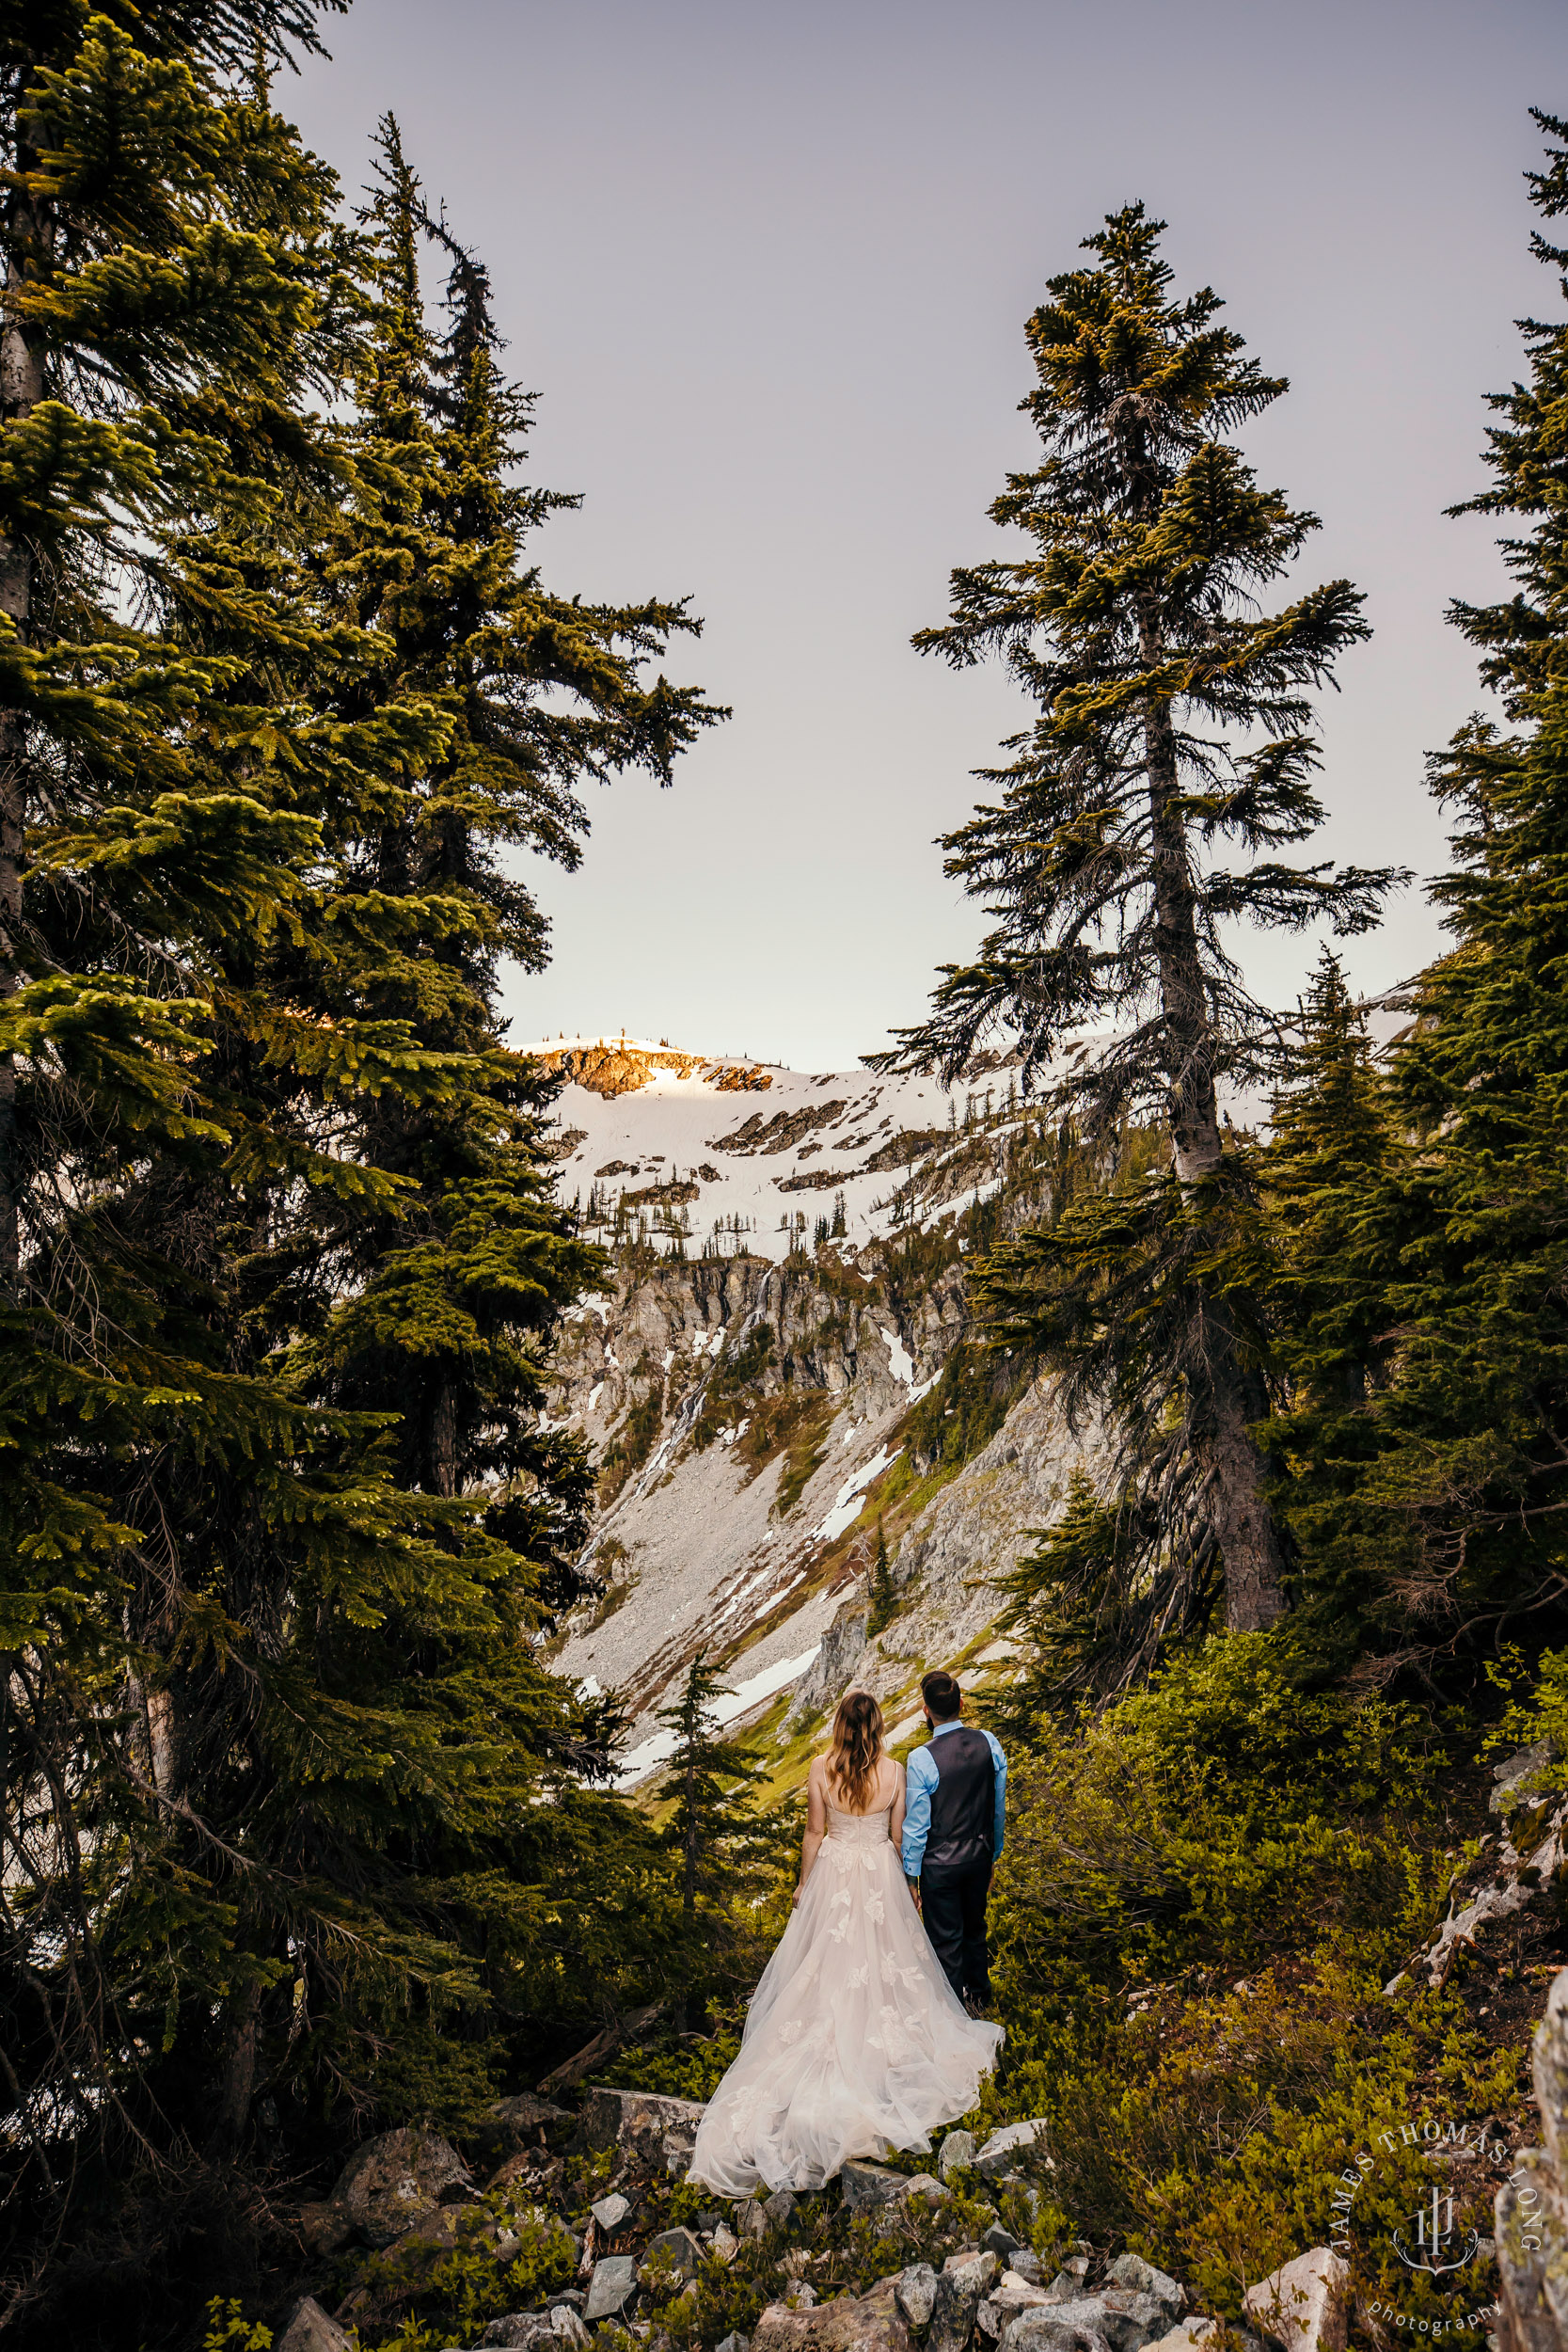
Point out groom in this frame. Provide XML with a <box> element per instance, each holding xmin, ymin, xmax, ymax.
<box><xmin>900</xmin><ymin>1669</ymin><xmax>1006</xmax><ymax>2015</ymax></box>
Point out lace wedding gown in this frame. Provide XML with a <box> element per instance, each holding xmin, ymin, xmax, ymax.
<box><xmin>688</xmin><ymin>1794</ymin><xmax>1004</xmax><ymax>2194</ymax></box>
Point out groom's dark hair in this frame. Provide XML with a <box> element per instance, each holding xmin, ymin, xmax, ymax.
<box><xmin>921</xmin><ymin>1670</ymin><xmax>962</xmax><ymax>1721</ymax></box>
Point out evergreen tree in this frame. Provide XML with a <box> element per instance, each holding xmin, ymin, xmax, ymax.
<box><xmin>1287</xmin><ymin>114</ymin><xmax>1568</xmax><ymax>1666</ymax></box>
<box><xmin>0</xmin><ymin>44</ymin><xmax>718</xmax><ymax>2331</ymax></box>
<box><xmin>657</xmin><ymin>1654</ymin><xmax>768</xmax><ymax>2027</ymax></box>
<box><xmin>1254</xmin><ymin>953</ymin><xmax>1406</xmax><ymax>1650</ymax></box>
<box><xmin>989</xmin><ymin>1470</ymin><xmax>1143</xmax><ymax>1722</ymax></box>
<box><xmin>866</xmin><ymin>1517</ymin><xmax>897</xmax><ymax>1634</ymax></box>
<box><xmin>882</xmin><ymin>205</ymin><xmax>1396</xmax><ymax>1632</ymax></box>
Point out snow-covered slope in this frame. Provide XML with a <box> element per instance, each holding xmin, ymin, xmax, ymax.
<box><xmin>533</xmin><ymin>1037</ymin><xmax>1083</xmax><ymax>1784</ymax></box>
<box><xmin>519</xmin><ymin>1032</ymin><xmax>1027</xmax><ymax>1263</ymax></box>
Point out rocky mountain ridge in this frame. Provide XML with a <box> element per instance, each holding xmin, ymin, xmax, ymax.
<box><xmin>536</xmin><ymin>1040</ymin><xmax>1099</xmax><ymax>1778</ymax></box>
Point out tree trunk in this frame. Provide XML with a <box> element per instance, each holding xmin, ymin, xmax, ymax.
<box><xmin>0</xmin><ymin>114</ymin><xmax>50</xmax><ymax>1286</ymax></box>
<box><xmin>209</xmin><ymin>1977</ymin><xmax>261</xmax><ymax>2157</ymax></box>
<box><xmin>1140</xmin><ymin>608</ymin><xmax>1287</xmax><ymax>1632</ymax></box>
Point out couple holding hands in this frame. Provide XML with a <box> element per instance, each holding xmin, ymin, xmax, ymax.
<box><xmin>689</xmin><ymin>1670</ymin><xmax>1008</xmax><ymax>2197</ymax></box>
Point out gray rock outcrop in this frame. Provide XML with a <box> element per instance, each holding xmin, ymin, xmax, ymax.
<box><xmin>1498</xmin><ymin>1964</ymin><xmax>1568</xmax><ymax>2352</ymax></box>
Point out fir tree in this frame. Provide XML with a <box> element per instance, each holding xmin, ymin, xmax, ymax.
<box><xmin>866</xmin><ymin>1517</ymin><xmax>897</xmax><ymax>1634</ymax></box>
<box><xmin>0</xmin><ymin>50</ymin><xmax>717</xmax><ymax>2329</ymax></box>
<box><xmin>1291</xmin><ymin>114</ymin><xmax>1568</xmax><ymax>1664</ymax></box>
<box><xmin>989</xmin><ymin>1470</ymin><xmax>1143</xmax><ymax>1722</ymax></box>
<box><xmin>656</xmin><ymin>1654</ymin><xmax>768</xmax><ymax>2027</ymax></box>
<box><xmin>882</xmin><ymin>205</ymin><xmax>1397</xmax><ymax>1633</ymax></box>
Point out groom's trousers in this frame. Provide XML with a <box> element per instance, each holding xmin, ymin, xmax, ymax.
<box><xmin>920</xmin><ymin>1861</ymin><xmax>992</xmax><ymax>2004</ymax></box>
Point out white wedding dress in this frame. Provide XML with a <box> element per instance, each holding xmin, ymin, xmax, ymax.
<box><xmin>688</xmin><ymin>1792</ymin><xmax>1004</xmax><ymax>2194</ymax></box>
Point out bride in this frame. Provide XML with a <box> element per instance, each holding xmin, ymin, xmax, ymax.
<box><xmin>688</xmin><ymin>1691</ymin><xmax>1003</xmax><ymax>2194</ymax></box>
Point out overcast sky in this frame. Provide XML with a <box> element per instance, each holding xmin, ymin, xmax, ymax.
<box><xmin>289</xmin><ymin>0</ymin><xmax>1568</xmax><ymax>1072</ymax></box>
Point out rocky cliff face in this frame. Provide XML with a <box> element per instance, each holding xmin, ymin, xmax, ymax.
<box><xmin>537</xmin><ymin>1040</ymin><xmax>1098</xmax><ymax>1777</ymax></box>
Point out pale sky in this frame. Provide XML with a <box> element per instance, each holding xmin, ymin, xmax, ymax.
<box><xmin>289</xmin><ymin>0</ymin><xmax>1568</xmax><ymax>1073</ymax></box>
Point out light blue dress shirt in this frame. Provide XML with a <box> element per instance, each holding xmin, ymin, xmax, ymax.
<box><xmin>900</xmin><ymin>1720</ymin><xmax>1007</xmax><ymax>1879</ymax></box>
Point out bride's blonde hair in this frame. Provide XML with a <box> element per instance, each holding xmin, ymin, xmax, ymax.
<box><xmin>827</xmin><ymin>1691</ymin><xmax>885</xmax><ymax>1813</ymax></box>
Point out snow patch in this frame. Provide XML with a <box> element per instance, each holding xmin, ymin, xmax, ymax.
<box><xmin>613</xmin><ymin>1642</ymin><xmax>823</xmax><ymax>1788</ymax></box>
<box><xmin>812</xmin><ymin>1443</ymin><xmax>899</xmax><ymax>1543</ymax></box>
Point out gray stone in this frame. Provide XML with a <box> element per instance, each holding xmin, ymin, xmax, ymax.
<box><xmin>896</xmin><ymin>2264</ymin><xmax>939</xmax><ymax>2327</ymax></box>
<box><xmin>324</xmin><ymin>2125</ymin><xmax>471</xmax><ymax>2248</ymax></box>
<box><xmin>577</xmin><ymin>2085</ymin><xmax>707</xmax><ymax>2169</ymax></box>
<box><xmin>546</xmin><ymin>2315</ymin><xmax>590</xmax><ymax>2350</ymax></box>
<box><xmin>980</xmin><ymin>2275</ymin><xmax>1053</xmax><ymax>2342</ymax></box>
<box><xmin>583</xmin><ymin>2254</ymin><xmax>639</xmax><ymax>2324</ymax></box>
<box><xmin>716</xmin><ymin>2337</ymin><xmax>752</xmax><ymax>2352</ymax></box>
<box><xmin>1009</xmin><ymin>2252</ymin><xmax>1043</xmax><ymax>2284</ymax></box>
<box><xmin>840</xmin><ymin>2158</ymin><xmax>907</xmax><ymax>2212</ymax></box>
<box><xmin>939</xmin><ymin>2127</ymin><xmax>977</xmax><ymax>2180</ymax></box>
<box><xmin>764</xmin><ymin>2187</ymin><xmax>799</xmax><ymax>2227</ymax></box>
<box><xmin>589</xmin><ymin>2191</ymin><xmax>631</xmax><ymax>2233</ymax></box>
<box><xmin>901</xmin><ymin>2171</ymin><xmax>942</xmax><ymax>2205</ymax></box>
<box><xmin>984</xmin><ymin>2223</ymin><xmax>1023</xmax><ymax>2259</ymax></box>
<box><xmin>478</xmin><ymin>2319</ymin><xmax>555</xmax><ymax>2350</ymax></box>
<box><xmin>1105</xmin><ymin>2257</ymin><xmax>1184</xmax><ymax>2320</ymax></box>
<box><xmin>930</xmin><ymin>2250</ymin><xmax>1000</xmax><ymax>2352</ymax></box>
<box><xmin>1030</xmin><ymin>2295</ymin><xmax>1168</xmax><ymax>2352</ymax></box>
<box><xmin>752</xmin><ymin>2279</ymin><xmax>912</xmax><ymax>2349</ymax></box>
<box><xmin>736</xmin><ymin>2194</ymin><xmax>768</xmax><ymax>2238</ymax></box>
<box><xmin>276</xmin><ymin>2298</ymin><xmax>353</xmax><ymax>2352</ymax></box>
<box><xmin>1243</xmin><ymin>2251</ymin><xmax>1348</xmax><ymax>2352</ymax></box>
<box><xmin>1143</xmin><ymin>2324</ymin><xmax>1218</xmax><ymax>2352</ymax></box>
<box><xmin>974</xmin><ymin>2119</ymin><xmax>1049</xmax><ymax>2180</ymax></box>
<box><xmin>712</xmin><ymin>2222</ymin><xmax>740</xmax><ymax>2264</ymax></box>
<box><xmin>1001</xmin><ymin>2319</ymin><xmax>1114</xmax><ymax>2352</ymax></box>
<box><xmin>642</xmin><ymin>2224</ymin><xmax>703</xmax><ymax>2279</ymax></box>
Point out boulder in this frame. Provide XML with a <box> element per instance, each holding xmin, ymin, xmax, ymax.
<box><xmin>712</xmin><ymin>2222</ymin><xmax>740</xmax><ymax>2265</ymax></box>
<box><xmin>1243</xmin><ymin>2250</ymin><xmax>1349</xmax><ymax>2352</ymax></box>
<box><xmin>1009</xmin><ymin>2252</ymin><xmax>1043</xmax><ymax>2285</ymax></box>
<box><xmin>980</xmin><ymin>2274</ymin><xmax>1053</xmax><ymax>2341</ymax></box>
<box><xmin>984</xmin><ymin>2223</ymin><xmax>1022</xmax><ymax>2259</ymax></box>
<box><xmin>930</xmin><ymin>2249</ymin><xmax>1000</xmax><ymax>2352</ymax></box>
<box><xmin>752</xmin><ymin>2277</ymin><xmax>912</xmax><ymax>2350</ymax></box>
<box><xmin>583</xmin><ymin>2254</ymin><xmax>640</xmax><ymax>2325</ymax></box>
<box><xmin>642</xmin><ymin>2224</ymin><xmax>703</xmax><ymax>2280</ymax></box>
<box><xmin>577</xmin><ymin>2085</ymin><xmax>707</xmax><ymax>2174</ymax></box>
<box><xmin>840</xmin><ymin>2158</ymin><xmax>907</xmax><ymax>2212</ymax></box>
<box><xmin>974</xmin><ymin>2119</ymin><xmax>1050</xmax><ymax>2180</ymax></box>
<box><xmin>276</xmin><ymin>2298</ymin><xmax>353</xmax><ymax>2352</ymax></box>
<box><xmin>1002</xmin><ymin>2318</ymin><xmax>1113</xmax><ymax>2352</ymax></box>
<box><xmin>1145</xmin><ymin>2326</ymin><xmax>1219</xmax><ymax>2352</ymax></box>
<box><xmin>736</xmin><ymin>2195</ymin><xmax>769</xmax><ymax>2239</ymax></box>
<box><xmin>939</xmin><ymin>2128</ymin><xmax>976</xmax><ymax>2181</ymax></box>
<box><xmin>546</xmin><ymin>2315</ymin><xmax>591</xmax><ymax>2349</ymax></box>
<box><xmin>589</xmin><ymin>2191</ymin><xmax>631</xmax><ymax>2232</ymax></box>
<box><xmin>1106</xmin><ymin>2257</ymin><xmax>1184</xmax><ymax>2320</ymax></box>
<box><xmin>716</xmin><ymin>2336</ymin><xmax>752</xmax><ymax>2352</ymax></box>
<box><xmin>764</xmin><ymin>2187</ymin><xmax>799</xmax><ymax>2226</ymax></box>
<box><xmin>478</xmin><ymin>2319</ymin><xmax>556</xmax><ymax>2350</ymax></box>
<box><xmin>901</xmin><ymin>2171</ymin><xmax>943</xmax><ymax>2206</ymax></box>
<box><xmin>324</xmin><ymin>2126</ymin><xmax>472</xmax><ymax>2249</ymax></box>
<box><xmin>895</xmin><ymin>2264</ymin><xmax>939</xmax><ymax>2327</ymax></box>
<box><xmin>1019</xmin><ymin>2294</ymin><xmax>1165</xmax><ymax>2352</ymax></box>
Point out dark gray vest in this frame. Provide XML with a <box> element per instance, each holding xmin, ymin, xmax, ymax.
<box><xmin>921</xmin><ymin>1725</ymin><xmax>996</xmax><ymax>1880</ymax></box>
